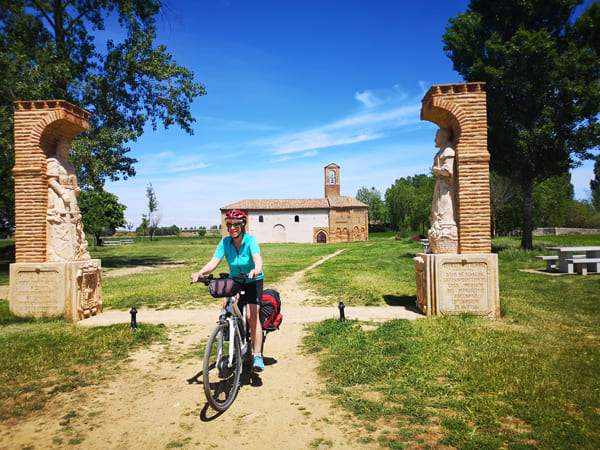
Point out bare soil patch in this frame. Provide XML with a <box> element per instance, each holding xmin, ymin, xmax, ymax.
<box><xmin>0</xmin><ymin>251</ymin><xmax>422</xmax><ymax>449</ymax></box>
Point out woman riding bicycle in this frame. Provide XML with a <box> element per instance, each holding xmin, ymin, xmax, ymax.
<box><xmin>191</xmin><ymin>209</ymin><xmax>265</xmax><ymax>372</ymax></box>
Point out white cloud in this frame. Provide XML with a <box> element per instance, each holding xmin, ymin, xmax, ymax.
<box><xmin>170</xmin><ymin>162</ymin><xmax>210</xmax><ymax>173</ymax></box>
<box><xmin>135</xmin><ymin>153</ymin><xmax>210</xmax><ymax>176</ymax></box>
<box><xmin>251</xmin><ymin>88</ymin><xmax>423</xmax><ymax>157</ymax></box>
<box><xmin>326</xmin><ymin>104</ymin><xmax>420</xmax><ymax>131</ymax></box>
<box><xmin>354</xmin><ymin>90</ymin><xmax>381</xmax><ymax>108</ymax></box>
<box><xmin>417</xmin><ymin>80</ymin><xmax>430</xmax><ymax>95</ymax></box>
<box><xmin>269</xmin><ymin>132</ymin><xmax>382</xmax><ymax>156</ymax></box>
<box><xmin>271</xmin><ymin>150</ymin><xmax>318</xmax><ymax>163</ymax></box>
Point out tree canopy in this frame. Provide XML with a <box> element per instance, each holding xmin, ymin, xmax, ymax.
<box><xmin>356</xmin><ymin>186</ymin><xmax>388</xmax><ymax>224</ymax></box>
<box><xmin>385</xmin><ymin>174</ymin><xmax>434</xmax><ymax>234</ymax></box>
<box><xmin>78</xmin><ymin>188</ymin><xmax>126</xmax><ymax>247</ymax></box>
<box><xmin>443</xmin><ymin>0</ymin><xmax>600</xmax><ymax>249</ymax></box>
<box><xmin>0</xmin><ymin>0</ymin><xmax>206</xmax><ymax>234</ymax></box>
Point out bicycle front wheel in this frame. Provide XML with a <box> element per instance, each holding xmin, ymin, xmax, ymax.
<box><xmin>203</xmin><ymin>322</ymin><xmax>242</xmax><ymax>411</ymax></box>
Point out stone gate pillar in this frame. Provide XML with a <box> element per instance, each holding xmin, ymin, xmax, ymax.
<box><xmin>9</xmin><ymin>100</ymin><xmax>102</xmax><ymax>322</ymax></box>
<box><xmin>414</xmin><ymin>83</ymin><xmax>499</xmax><ymax>318</ymax></box>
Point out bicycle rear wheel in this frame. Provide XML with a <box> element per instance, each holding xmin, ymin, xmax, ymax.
<box><xmin>203</xmin><ymin>322</ymin><xmax>242</xmax><ymax>411</ymax></box>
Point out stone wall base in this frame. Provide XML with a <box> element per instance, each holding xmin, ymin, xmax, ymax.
<box><xmin>414</xmin><ymin>253</ymin><xmax>499</xmax><ymax>318</ymax></box>
<box><xmin>9</xmin><ymin>259</ymin><xmax>102</xmax><ymax>322</ymax></box>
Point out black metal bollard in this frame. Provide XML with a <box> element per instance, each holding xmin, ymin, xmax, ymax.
<box><xmin>130</xmin><ymin>306</ymin><xmax>137</xmax><ymax>331</ymax></box>
<box><xmin>338</xmin><ymin>301</ymin><xmax>346</xmax><ymax>322</ymax></box>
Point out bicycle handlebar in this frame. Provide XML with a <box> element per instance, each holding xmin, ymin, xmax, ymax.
<box><xmin>190</xmin><ymin>272</ymin><xmax>249</xmax><ymax>285</ymax></box>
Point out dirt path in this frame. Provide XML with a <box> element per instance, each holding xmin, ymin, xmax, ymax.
<box><xmin>0</xmin><ymin>250</ymin><xmax>423</xmax><ymax>449</ymax></box>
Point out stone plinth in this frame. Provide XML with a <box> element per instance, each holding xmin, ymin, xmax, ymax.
<box><xmin>414</xmin><ymin>253</ymin><xmax>499</xmax><ymax>318</ymax></box>
<box><xmin>9</xmin><ymin>259</ymin><xmax>102</xmax><ymax>322</ymax></box>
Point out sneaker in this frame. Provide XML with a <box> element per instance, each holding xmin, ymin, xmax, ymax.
<box><xmin>252</xmin><ymin>355</ymin><xmax>264</xmax><ymax>372</ymax></box>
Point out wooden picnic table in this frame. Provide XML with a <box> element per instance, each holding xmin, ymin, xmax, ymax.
<box><xmin>545</xmin><ymin>246</ymin><xmax>600</xmax><ymax>274</ymax></box>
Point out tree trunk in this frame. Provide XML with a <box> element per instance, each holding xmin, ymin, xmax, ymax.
<box><xmin>521</xmin><ymin>181</ymin><xmax>534</xmax><ymax>250</ymax></box>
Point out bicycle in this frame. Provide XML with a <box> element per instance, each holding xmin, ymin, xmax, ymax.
<box><xmin>192</xmin><ymin>272</ymin><xmax>256</xmax><ymax>412</ymax></box>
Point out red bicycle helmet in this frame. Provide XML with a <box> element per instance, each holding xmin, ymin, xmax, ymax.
<box><xmin>225</xmin><ymin>209</ymin><xmax>247</xmax><ymax>223</ymax></box>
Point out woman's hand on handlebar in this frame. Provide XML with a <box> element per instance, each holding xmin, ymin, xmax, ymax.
<box><xmin>191</xmin><ymin>271</ymin><xmax>204</xmax><ymax>283</ymax></box>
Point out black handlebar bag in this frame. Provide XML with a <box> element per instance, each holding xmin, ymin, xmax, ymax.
<box><xmin>209</xmin><ymin>278</ymin><xmax>240</xmax><ymax>298</ymax></box>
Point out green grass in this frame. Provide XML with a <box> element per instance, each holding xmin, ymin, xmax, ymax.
<box><xmin>94</xmin><ymin>236</ymin><xmax>347</xmax><ymax>309</ymax></box>
<box><xmin>303</xmin><ymin>234</ymin><xmax>600</xmax><ymax>449</ymax></box>
<box><xmin>302</xmin><ymin>236</ymin><xmax>422</xmax><ymax>306</ymax></box>
<box><xmin>0</xmin><ymin>232</ymin><xmax>599</xmax><ymax>448</ymax></box>
<box><xmin>0</xmin><ymin>301</ymin><xmax>168</xmax><ymax>419</ymax></box>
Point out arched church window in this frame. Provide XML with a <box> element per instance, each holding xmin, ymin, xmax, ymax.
<box><xmin>259</xmin><ymin>215</ymin><xmax>264</xmax><ymax>223</ymax></box>
<box><xmin>329</xmin><ymin>170</ymin><xmax>336</xmax><ymax>184</ymax></box>
<box><xmin>295</xmin><ymin>215</ymin><xmax>300</xmax><ymax>222</ymax></box>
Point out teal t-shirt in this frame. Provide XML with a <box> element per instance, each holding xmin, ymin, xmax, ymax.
<box><xmin>213</xmin><ymin>233</ymin><xmax>264</xmax><ymax>281</ymax></box>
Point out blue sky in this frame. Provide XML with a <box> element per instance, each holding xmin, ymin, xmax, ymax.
<box><xmin>104</xmin><ymin>0</ymin><xmax>597</xmax><ymax>229</ymax></box>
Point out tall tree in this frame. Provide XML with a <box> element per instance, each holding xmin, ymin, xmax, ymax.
<box><xmin>0</xmin><ymin>0</ymin><xmax>206</xmax><ymax>231</ymax></box>
<box><xmin>146</xmin><ymin>182</ymin><xmax>159</xmax><ymax>241</ymax></box>
<box><xmin>443</xmin><ymin>0</ymin><xmax>600</xmax><ymax>249</ymax></box>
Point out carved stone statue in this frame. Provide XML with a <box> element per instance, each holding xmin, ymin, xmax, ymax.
<box><xmin>10</xmin><ymin>100</ymin><xmax>102</xmax><ymax>323</ymax></box>
<box><xmin>46</xmin><ymin>138</ymin><xmax>90</xmax><ymax>262</ymax></box>
<box><xmin>428</xmin><ymin>128</ymin><xmax>458</xmax><ymax>253</ymax></box>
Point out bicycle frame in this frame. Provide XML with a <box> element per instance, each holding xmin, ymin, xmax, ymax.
<box><xmin>220</xmin><ymin>293</ymin><xmax>250</xmax><ymax>367</ymax></box>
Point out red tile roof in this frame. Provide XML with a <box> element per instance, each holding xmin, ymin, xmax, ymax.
<box><xmin>221</xmin><ymin>196</ymin><xmax>367</xmax><ymax>211</ymax></box>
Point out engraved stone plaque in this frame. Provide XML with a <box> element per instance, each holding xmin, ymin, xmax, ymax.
<box><xmin>10</xmin><ymin>264</ymin><xmax>66</xmax><ymax>318</ymax></box>
<box><xmin>434</xmin><ymin>254</ymin><xmax>499</xmax><ymax>318</ymax></box>
<box><xmin>414</xmin><ymin>253</ymin><xmax>499</xmax><ymax>318</ymax></box>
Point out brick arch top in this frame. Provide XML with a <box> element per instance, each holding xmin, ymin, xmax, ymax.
<box><xmin>12</xmin><ymin>100</ymin><xmax>91</xmax><ymax>263</ymax></box>
<box><xmin>420</xmin><ymin>82</ymin><xmax>491</xmax><ymax>254</ymax></box>
<box><xmin>421</xmin><ymin>97</ymin><xmax>464</xmax><ymax>142</ymax></box>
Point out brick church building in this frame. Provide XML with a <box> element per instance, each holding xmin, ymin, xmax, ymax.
<box><xmin>220</xmin><ymin>164</ymin><xmax>368</xmax><ymax>244</ymax></box>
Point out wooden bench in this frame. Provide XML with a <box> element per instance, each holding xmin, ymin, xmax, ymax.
<box><xmin>103</xmin><ymin>241</ymin><xmax>121</xmax><ymax>247</ymax></box>
<box><xmin>565</xmin><ymin>258</ymin><xmax>600</xmax><ymax>276</ymax></box>
<box><xmin>120</xmin><ymin>239</ymin><xmax>134</xmax><ymax>244</ymax></box>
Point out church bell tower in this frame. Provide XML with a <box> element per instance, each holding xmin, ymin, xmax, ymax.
<box><xmin>324</xmin><ymin>163</ymin><xmax>340</xmax><ymax>197</ymax></box>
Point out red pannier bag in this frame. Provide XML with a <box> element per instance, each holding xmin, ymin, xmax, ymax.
<box><xmin>260</xmin><ymin>289</ymin><xmax>282</xmax><ymax>331</ymax></box>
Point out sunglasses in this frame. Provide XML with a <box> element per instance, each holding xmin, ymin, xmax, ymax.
<box><xmin>226</xmin><ymin>222</ymin><xmax>242</xmax><ymax>229</ymax></box>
